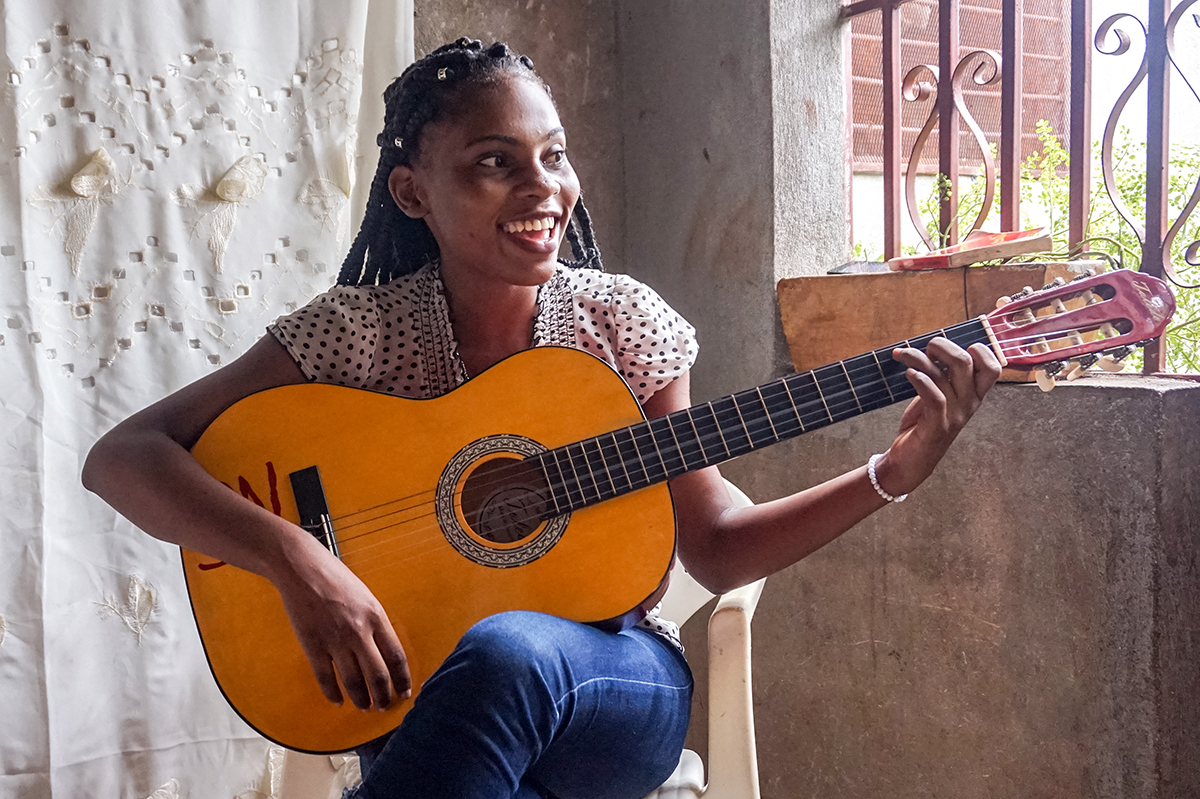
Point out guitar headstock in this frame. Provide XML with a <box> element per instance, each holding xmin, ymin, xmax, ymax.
<box><xmin>984</xmin><ymin>269</ymin><xmax>1175</xmax><ymax>390</ymax></box>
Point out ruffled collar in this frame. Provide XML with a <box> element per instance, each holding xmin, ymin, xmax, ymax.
<box><xmin>413</xmin><ymin>261</ymin><xmax>574</xmax><ymax>396</ymax></box>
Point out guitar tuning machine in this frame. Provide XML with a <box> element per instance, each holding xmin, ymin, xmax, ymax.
<box><xmin>1039</xmin><ymin>276</ymin><xmax>1068</xmax><ymax>292</ymax></box>
<box><xmin>1070</xmin><ymin>267</ymin><xmax>1098</xmax><ymax>282</ymax></box>
<box><xmin>1097</xmin><ymin>344</ymin><xmax>1135</xmax><ymax>373</ymax></box>
<box><xmin>1035</xmin><ymin>360</ymin><xmax>1066</xmax><ymax>393</ymax></box>
<box><xmin>1065</xmin><ymin>353</ymin><xmax>1100</xmax><ymax>382</ymax></box>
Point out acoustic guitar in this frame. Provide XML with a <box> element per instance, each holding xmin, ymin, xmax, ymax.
<box><xmin>183</xmin><ymin>268</ymin><xmax>1174</xmax><ymax>753</ymax></box>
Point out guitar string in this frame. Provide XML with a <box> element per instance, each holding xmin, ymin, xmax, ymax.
<box><xmin>318</xmin><ymin>320</ymin><xmax>1115</xmax><ymax>556</ymax></box>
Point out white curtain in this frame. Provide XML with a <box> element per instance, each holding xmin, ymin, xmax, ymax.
<box><xmin>0</xmin><ymin>1</ymin><xmax>411</xmax><ymax>796</ymax></box>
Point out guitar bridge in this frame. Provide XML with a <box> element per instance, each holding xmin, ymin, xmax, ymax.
<box><xmin>289</xmin><ymin>465</ymin><xmax>340</xmax><ymax>558</ymax></box>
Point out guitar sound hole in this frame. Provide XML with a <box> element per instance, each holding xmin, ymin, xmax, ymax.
<box><xmin>460</xmin><ymin>457</ymin><xmax>552</xmax><ymax>545</ymax></box>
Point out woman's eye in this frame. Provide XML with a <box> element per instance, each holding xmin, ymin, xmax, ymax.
<box><xmin>479</xmin><ymin>155</ymin><xmax>505</xmax><ymax>168</ymax></box>
<box><xmin>545</xmin><ymin>150</ymin><xmax>567</xmax><ymax>166</ymax></box>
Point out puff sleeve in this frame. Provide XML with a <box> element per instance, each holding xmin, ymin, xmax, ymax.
<box><xmin>584</xmin><ymin>273</ymin><xmax>698</xmax><ymax>403</ymax></box>
<box><xmin>266</xmin><ymin>286</ymin><xmax>381</xmax><ymax>387</ymax></box>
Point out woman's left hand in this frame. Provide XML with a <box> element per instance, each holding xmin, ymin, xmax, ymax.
<box><xmin>873</xmin><ymin>338</ymin><xmax>1002</xmax><ymax>497</ymax></box>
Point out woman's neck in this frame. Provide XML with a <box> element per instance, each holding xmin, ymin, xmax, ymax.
<box><xmin>438</xmin><ymin>261</ymin><xmax>545</xmax><ymax>378</ymax></box>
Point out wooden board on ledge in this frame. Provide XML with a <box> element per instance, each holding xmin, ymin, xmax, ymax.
<box><xmin>776</xmin><ymin>262</ymin><xmax>1103</xmax><ymax>382</ymax></box>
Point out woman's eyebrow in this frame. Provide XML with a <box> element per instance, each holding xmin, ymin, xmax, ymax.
<box><xmin>465</xmin><ymin>127</ymin><xmax>565</xmax><ymax>148</ymax></box>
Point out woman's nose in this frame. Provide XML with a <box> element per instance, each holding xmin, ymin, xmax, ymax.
<box><xmin>520</xmin><ymin>165</ymin><xmax>560</xmax><ymax>199</ymax></box>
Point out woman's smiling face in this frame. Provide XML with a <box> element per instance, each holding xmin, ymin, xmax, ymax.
<box><xmin>388</xmin><ymin>74</ymin><xmax>581</xmax><ymax>289</ymax></box>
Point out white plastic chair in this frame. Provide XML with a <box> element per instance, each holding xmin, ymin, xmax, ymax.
<box><xmin>279</xmin><ymin>480</ymin><xmax>765</xmax><ymax>799</ymax></box>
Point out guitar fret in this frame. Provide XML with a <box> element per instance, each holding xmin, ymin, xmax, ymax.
<box><xmin>579</xmin><ymin>441</ymin><xmax>606</xmax><ymax>502</ymax></box>
<box><xmin>684</xmin><ymin>407</ymin><xmax>703</xmax><ymax>453</ymax></box>
<box><xmin>604</xmin><ymin>431</ymin><xmax>634</xmax><ymax>492</ymax></box>
<box><xmin>706</xmin><ymin>401</ymin><xmax>732</xmax><ymax>458</ymax></box>
<box><xmin>839</xmin><ymin>361</ymin><xmax>864</xmax><ymax>413</ymax></box>
<box><xmin>584</xmin><ymin>437</ymin><xmax>618</xmax><ymax>496</ymax></box>
<box><xmin>731</xmin><ymin>391</ymin><xmax>775</xmax><ymax>449</ymax></box>
<box><xmin>566</xmin><ymin>443</ymin><xmax>599</xmax><ymax>504</ymax></box>
<box><xmin>633</xmin><ymin>423</ymin><xmax>670</xmax><ymax>481</ymax></box>
<box><xmin>556</xmin><ymin>447</ymin><xmax>586</xmax><ymax>508</ymax></box>
<box><xmin>780</xmin><ymin>377</ymin><xmax>806</xmax><ymax>432</ymax></box>
<box><xmin>870</xmin><ymin>349</ymin><xmax>896</xmax><ymax>402</ymax></box>
<box><xmin>613</xmin><ymin>427</ymin><xmax>651</xmax><ymax>487</ymax></box>
<box><xmin>812</xmin><ymin>370</ymin><xmax>835</xmax><ymax>423</ymax></box>
<box><xmin>648</xmin><ymin>417</ymin><xmax>686</xmax><ymax>477</ymax></box>
<box><xmin>759</xmin><ymin>381</ymin><xmax>802</xmax><ymax>438</ymax></box>
<box><xmin>755</xmin><ymin>386</ymin><xmax>779</xmax><ymax>440</ymax></box>
<box><xmin>709</xmin><ymin>397</ymin><xmax>753</xmax><ymax>456</ymax></box>
<box><xmin>536</xmin><ymin>455</ymin><xmax>564</xmax><ymax>516</ymax></box>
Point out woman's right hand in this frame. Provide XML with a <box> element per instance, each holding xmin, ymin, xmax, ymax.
<box><xmin>271</xmin><ymin>538</ymin><xmax>412</xmax><ymax>711</ymax></box>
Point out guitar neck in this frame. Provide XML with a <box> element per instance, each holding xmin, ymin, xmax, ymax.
<box><xmin>533</xmin><ymin>318</ymin><xmax>990</xmax><ymax>516</ymax></box>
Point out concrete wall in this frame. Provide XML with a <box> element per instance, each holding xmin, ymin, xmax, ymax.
<box><xmin>681</xmin><ymin>376</ymin><xmax>1200</xmax><ymax>798</ymax></box>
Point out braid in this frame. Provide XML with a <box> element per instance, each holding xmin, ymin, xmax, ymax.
<box><xmin>338</xmin><ymin>37</ymin><xmax>605</xmax><ymax>286</ymax></box>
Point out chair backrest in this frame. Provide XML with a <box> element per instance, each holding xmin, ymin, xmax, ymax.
<box><xmin>656</xmin><ymin>480</ymin><xmax>754</xmax><ymax>626</ymax></box>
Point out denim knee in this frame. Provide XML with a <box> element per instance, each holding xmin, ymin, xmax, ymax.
<box><xmin>450</xmin><ymin>611</ymin><xmax>568</xmax><ymax>687</ymax></box>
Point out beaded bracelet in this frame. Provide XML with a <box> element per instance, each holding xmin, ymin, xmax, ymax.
<box><xmin>867</xmin><ymin>453</ymin><xmax>908</xmax><ymax>503</ymax></box>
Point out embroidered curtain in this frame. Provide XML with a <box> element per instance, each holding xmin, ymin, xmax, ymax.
<box><xmin>0</xmin><ymin>1</ymin><xmax>412</xmax><ymax>796</ymax></box>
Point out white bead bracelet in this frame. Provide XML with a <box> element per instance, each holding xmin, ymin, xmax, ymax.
<box><xmin>867</xmin><ymin>453</ymin><xmax>908</xmax><ymax>503</ymax></box>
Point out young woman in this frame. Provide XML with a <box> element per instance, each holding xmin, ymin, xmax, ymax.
<box><xmin>83</xmin><ymin>38</ymin><xmax>1001</xmax><ymax>799</ymax></box>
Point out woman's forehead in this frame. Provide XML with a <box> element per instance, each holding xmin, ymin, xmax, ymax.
<box><xmin>435</xmin><ymin>77</ymin><xmax>563</xmax><ymax>146</ymax></box>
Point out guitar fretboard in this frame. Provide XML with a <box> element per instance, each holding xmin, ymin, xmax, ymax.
<box><xmin>531</xmin><ymin>318</ymin><xmax>990</xmax><ymax>516</ymax></box>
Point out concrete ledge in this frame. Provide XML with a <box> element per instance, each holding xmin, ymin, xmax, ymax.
<box><xmin>683</xmin><ymin>375</ymin><xmax>1200</xmax><ymax>799</ymax></box>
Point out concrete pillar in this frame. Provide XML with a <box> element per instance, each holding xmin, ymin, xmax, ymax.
<box><xmin>618</xmin><ymin>0</ymin><xmax>852</xmax><ymax>402</ymax></box>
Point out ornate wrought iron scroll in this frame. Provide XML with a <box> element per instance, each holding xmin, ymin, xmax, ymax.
<box><xmin>1097</xmin><ymin>0</ymin><xmax>1200</xmax><ymax>289</ymax></box>
<box><xmin>902</xmin><ymin>49</ymin><xmax>1002</xmax><ymax>250</ymax></box>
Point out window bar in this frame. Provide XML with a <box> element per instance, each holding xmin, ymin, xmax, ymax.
<box><xmin>1068</xmin><ymin>0</ymin><xmax>1091</xmax><ymax>252</ymax></box>
<box><xmin>938</xmin><ymin>0</ymin><xmax>961</xmax><ymax>246</ymax></box>
<box><xmin>882</xmin><ymin>0</ymin><xmax>902</xmax><ymax>259</ymax></box>
<box><xmin>1143</xmin><ymin>0</ymin><xmax>1171</xmax><ymax>373</ymax></box>
<box><xmin>1000</xmin><ymin>0</ymin><xmax>1023</xmax><ymax>233</ymax></box>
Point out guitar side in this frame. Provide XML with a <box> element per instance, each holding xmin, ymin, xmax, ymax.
<box><xmin>183</xmin><ymin>347</ymin><xmax>678</xmax><ymax>753</ymax></box>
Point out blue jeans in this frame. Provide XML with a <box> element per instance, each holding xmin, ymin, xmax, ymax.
<box><xmin>350</xmin><ymin>611</ymin><xmax>693</xmax><ymax>799</ymax></box>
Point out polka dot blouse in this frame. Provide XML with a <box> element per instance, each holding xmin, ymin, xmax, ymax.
<box><xmin>266</xmin><ymin>261</ymin><xmax>699</xmax><ymax>648</ymax></box>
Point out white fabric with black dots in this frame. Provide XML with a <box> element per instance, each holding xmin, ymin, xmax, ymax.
<box><xmin>268</xmin><ymin>261</ymin><xmax>696</xmax><ymax>649</ymax></box>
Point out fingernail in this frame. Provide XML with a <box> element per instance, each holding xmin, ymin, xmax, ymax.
<box><xmin>402</xmin><ymin>689</ymin><xmax>412</xmax><ymax>700</ymax></box>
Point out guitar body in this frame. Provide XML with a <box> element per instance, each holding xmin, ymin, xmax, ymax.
<box><xmin>183</xmin><ymin>347</ymin><xmax>677</xmax><ymax>753</ymax></box>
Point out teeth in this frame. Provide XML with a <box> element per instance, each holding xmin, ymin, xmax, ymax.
<box><xmin>504</xmin><ymin>218</ymin><xmax>555</xmax><ymax>234</ymax></box>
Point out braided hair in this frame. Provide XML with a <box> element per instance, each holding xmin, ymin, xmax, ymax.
<box><xmin>336</xmin><ymin>38</ymin><xmax>604</xmax><ymax>287</ymax></box>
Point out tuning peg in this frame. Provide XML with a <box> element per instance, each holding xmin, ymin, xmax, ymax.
<box><xmin>1097</xmin><ymin>345</ymin><xmax>1135</xmax><ymax>372</ymax></box>
<box><xmin>1051</xmin><ymin>298</ymin><xmax>1068</xmax><ymax>315</ymax></box>
<box><xmin>1100</xmin><ymin>322</ymin><xmax>1118</xmax><ymax>338</ymax></box>
<box><xmin>1065</xmin><ymin>353</ymin><xmax>1100</xmax><ymax>381</ymax></box>
<box><xmin>1039</xmin><ymin>276</ymin><xmax>1068</xmax><ymax>291</ymax></box>
<box><xmin>995</xmin><ymin>295</ymin><xmax>1013</xmax><ymax>309</ymax></box>
<box><xmin>1070</xmin><ymin>267</ymin><xmax>1097</xmax><ymax>281</ymax></box>
<box><xmin>1036</xmin><ymin>369</ymin><xmax>1058</xmax><ymax>392</ymax></box>
<box><xmin>1098</xmin><ymin>355</ymin><xmax>1127</xmax><ymax>372</ymax></box>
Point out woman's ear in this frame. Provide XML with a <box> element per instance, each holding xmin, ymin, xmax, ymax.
<box><xmin>388</xmin><ymin>165</ymin><xmax>429</xmax><ymax>219</ymax></box>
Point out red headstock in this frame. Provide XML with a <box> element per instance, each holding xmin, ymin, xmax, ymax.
<box><xmin>984</xmin><ymin>269</ymin><xmax>1175</xmax><ymax>372</ymax></box>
